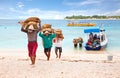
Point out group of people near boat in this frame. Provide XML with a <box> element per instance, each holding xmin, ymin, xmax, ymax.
<box><xmin>19</xmin><ymin>17</ymin><xmax>63</xmax><ymax>65</ymax></box>
<box><xmin>86</xmin><ymin>32</ymin><xmax>100</xmax><ymax>48</ymax></box>
<box><xmin>19</xmin><ymin>17</ymin><xmax>102</xmax><ymax>65</ymax></box>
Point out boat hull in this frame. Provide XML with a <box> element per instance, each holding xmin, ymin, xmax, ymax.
<box><xmin>67</xmin><ymin>23</ymin><xmax>96</xmax><ymax>26</ymax></box>
<box><xmin>85</xmin><ymin>45</ymin><xmax>102</xmax><ymax>50</ymax></box>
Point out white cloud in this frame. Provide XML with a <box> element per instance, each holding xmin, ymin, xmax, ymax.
<box><xmin>9</xmin><ymin>7</ymin><xmax>25</xmax><ymax>14</ymax></box>
<box><xmin>0</xmin><ymin>7</ymin><xmax>4</xmax><ymax>10</ymax></box>
<box><xmin>63</xmin><ymin>0</ymin><xmax>101</xmax><ymax>6</ymax></box>
<box><xmin>104</xmin><ymin>9</ymin><xmax>120</xmax><ymax>16</ymax></box>
<box><xmin>24</xmin><ymin>9</ymin><xmax>104</xmax><ymax>19</ymax></box>
<box><xmin>17</xmin><ymin>2</ymin><xmax>24</xmax><ymax>8</ymax></box>
<box><xmin>9</xmin><ymin>8</ymin><xmax>16</xmax><ymax>12</ymax></box>
<box><xmin>26</xmin><ymin>0</ymin><xmax>32</xmax><ymax>1</ymax></box>
<box><xmin>3</xmin><ymin>7</ymin><xmax>120</xmax><ymax>19</ymax></box>
<box><xmin>24</xmin><ymin>8</ymin><xmax>65</xmax><ymax>19</ymax></box>
<box><xmin>81</xmin><ymin>0</ymin><xmax>101</xmax><ymax>5</ymax></box>
<box><xmin>54</xmin><ymin>15</ymin><xmax>63</xmax><ymax>19</ymax></box>
<box><xmin>9</xmin><ymin>8</ymin><xmax>63</xmax><ymax>19</ymax></box>
<box><xmin>27</xmin><ymin>8</ymin><xmax>41</xmax><ymax>15</ymax></box>
<box><xmin>115</xmin><ymin>9</ymin><xmax>120</xmax><ymax>15</ymax></box>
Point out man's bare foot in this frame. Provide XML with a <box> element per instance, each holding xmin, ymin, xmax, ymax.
<box><xmin>30</xmin><ymin>63</ymin><xmax>35</xmax><ymax>65</ymax></box>
<box><xmin>47</xmin><ymin>58</ymin><xmax>50</xmax><ymax>61</ymax></box>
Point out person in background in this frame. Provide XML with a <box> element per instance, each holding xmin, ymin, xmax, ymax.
<box><xmin>78</xmin><ymin>37</ymin><xmax>83</xmax><ymax>47</ymax></box>
<box><xmin>39</xmin><ymin>30</ymin><xmax>56</xmax><ymax>61</ymax></box>
<box><xmin>89</xmin><ymin>32</ymin><xmax>93</xmax><ymax>39</ymax></box>
<box><xmin>73</xmin><ymin>39</ymin><xmax>78</xmax><ymax>48</ymax></box>
<box><xmin>86</xmin><ymin>39</ymin><xmax>92</xmax><ymax>48</ymax></box>
<box><xmin>53</xmin><ymin>35</ymin><xmax>64</xmax><ymax>59</ymax></box>
<box><xmin>93</xmin><ymin>34</ymin><xmax>98</xmax><ymax>40</ymax></box>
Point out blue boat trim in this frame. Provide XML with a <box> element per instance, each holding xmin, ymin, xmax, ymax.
<box><xmin>84</xmin><ymin>28</ymin><xmax>100</xmax><ymax>33</ymax></box>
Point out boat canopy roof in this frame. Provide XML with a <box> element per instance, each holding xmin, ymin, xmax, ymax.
<box><xmin>84</xmin><ymin>28</ymin><xmax>100</xmax><ymax>33</ymax></box>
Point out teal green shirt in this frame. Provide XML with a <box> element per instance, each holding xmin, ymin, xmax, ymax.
<box><xmin>39</xmin><ymin>32</ymin><xmax>56</xmax><ymax>48</ymax></box>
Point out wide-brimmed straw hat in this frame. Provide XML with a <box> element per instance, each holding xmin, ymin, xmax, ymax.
<box><xmin>24</xmin><ymin>21</ymin><xmax>38</xmax><ymax>30</ymax></box>
<box><xmin>24</xmin><ymin>17</ymin><xmax>41</xmax><ymax>23</ymax></box>
<box><xmin>42</xmin><ymin>28</ymin><xmax>52</xmax><ymax>32</ymax></box>
<box><xmin>20</xmin><ymin>17</ymin><xmax>41</xmax><ymax>28</ymax></box>
<box><xmin>42</xmin><ymin>24</ymin><xmax>51</xmax><ymax>29</ymax></box>
<box><xmin>55</xmin><ymin>29</ymin><xmax>62</xmax><ymax>32</ymax></box>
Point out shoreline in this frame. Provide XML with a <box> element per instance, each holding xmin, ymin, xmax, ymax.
<box><xmin>64</xmin><ymin>18</ymin><xmax>120</xmax><ymax>20</ymax></box>
<box><xmin>0</xmin><ymin>49</ymin><xmax>120</xmax><ymax>61</ymax></box>
<box><xmin>0</xmin><ymin>18</ymin><xmax>120</xmax><ymax>21</ymax></box>
<box><xmin>0</xmin><ymin>48</ymin><xmax>120</xmax><ymax>56</ymax></box>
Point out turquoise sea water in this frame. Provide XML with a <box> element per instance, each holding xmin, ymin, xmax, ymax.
<box><xmin>0</xmin><ymin>19</ymin><xmax>120</xmax><ymax>53</ymax></box>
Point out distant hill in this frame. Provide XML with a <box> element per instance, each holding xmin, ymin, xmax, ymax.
<box><xmin>65</xmin><ymin>15</ymin><xmax>120</xmax><ymax>19</ymax></box>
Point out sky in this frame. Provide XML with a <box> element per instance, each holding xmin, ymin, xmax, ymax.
<box><xmin>0</xmin><ymin>0</ymin><xmax>120</xmax><ymax>19</ymax></box>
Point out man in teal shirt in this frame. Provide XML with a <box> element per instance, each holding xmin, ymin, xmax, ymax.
<box><xmin>39</xmin><ymin>30</ymin><xmax>56</xmax><ymax>61</ymax></box>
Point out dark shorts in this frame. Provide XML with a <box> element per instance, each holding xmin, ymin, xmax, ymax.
<box><xmin>44</xmin><ymin>47</ymin><xmax>51</xmax><ymax>53</ymax></box>
<box><xmin>55</xmin><ymin>47</ymin><xmax>62</xmax><ymax>53</ymax></box>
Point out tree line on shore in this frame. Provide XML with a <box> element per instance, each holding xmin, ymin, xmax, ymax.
<box><xmin>65</xmin><ymin>15</ymin><xmax>120</xmax><ymax>19</ymax></box>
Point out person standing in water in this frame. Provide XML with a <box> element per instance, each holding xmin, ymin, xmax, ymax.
<box><xmin>78</xmin><ymin>37</ymin><xmax>83</xmax><ymax>47</ymax></box>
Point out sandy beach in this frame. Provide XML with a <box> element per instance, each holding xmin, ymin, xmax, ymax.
<box><xmin>0</xmin><ymin>49</ymin><xmax>120</xmax><ymax>78</ymax></box>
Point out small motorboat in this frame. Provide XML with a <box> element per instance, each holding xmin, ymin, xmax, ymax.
<box><xmin>84</xmin><ymin>28</ymin><xmax>108</xmax><ymax>50</ymax></box>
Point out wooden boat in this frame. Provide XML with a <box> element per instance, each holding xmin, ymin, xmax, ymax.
<box><xmin>84</xmin><ymin>28</ymin><xmax>108</xmax><ymax>50</ymax></box>
<box><xmin>67</xmin><ymin>23</ymin><xmax>96</xmax><ymax>26</ymax></box>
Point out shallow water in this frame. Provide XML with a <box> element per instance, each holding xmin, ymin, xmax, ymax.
<box><xmin>0</xmin><ymin>19</ymin><xmax>120</xmax><ymax>53</ymax></box>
